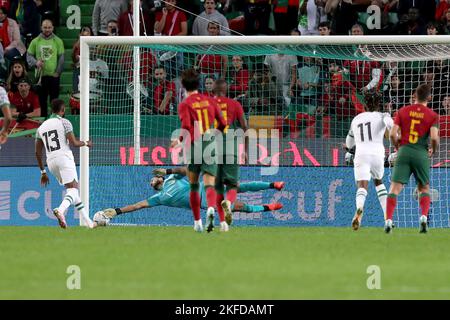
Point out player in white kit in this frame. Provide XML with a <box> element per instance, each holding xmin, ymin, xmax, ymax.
<box><xmin>345</xmin><ymin>91</ymin><xmax>393</xmax><ymax>230</ymax></box>
<box><xmin>0</xmin><ymin>86</ymin><xmax>12</xmax><ymax>145</ymax></box>
<box><xmin>35</xmin><ymin>99</ymin><xmax>94</xmax><ymax>228</ymax></box>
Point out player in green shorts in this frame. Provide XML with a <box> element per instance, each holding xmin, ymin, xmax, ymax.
<box><xmin>213</xmin><ymin>79</ymin><xmax>249</xmax><ymax>226</ymax></box>
<box><xmin>386</xmin><ymin>84</ymin><xmax>439</xmax><ymax>234</ymax></box>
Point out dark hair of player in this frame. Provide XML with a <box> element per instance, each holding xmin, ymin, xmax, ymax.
<box><xmin>416</xmin><ymin>83</ymin><xmax>432</xmax><ymax>103</ymax></box>
<box><xmin>181</xmin><ymin>68</ymin><xmax>200</xmax><ymax>92</ymax></box>
<box><xmin>213</xmin><ymin>78</ymin><xmax>227</xmax><ymax>95</ymax></box>
<box><xmin>364</xmin><ymin>90</ymin><xmax>381</xmax><ymax>112</ymax></box>
<box><xmin>51</xmin><ymin>99</ymin><xmax>65</xmax><ymax>114</ymax></box>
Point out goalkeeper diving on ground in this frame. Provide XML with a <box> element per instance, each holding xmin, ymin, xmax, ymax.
<box><xmin>93</xmin><ymin>166</ymin><xmax>284</xmax><ymax>227</ymax></box>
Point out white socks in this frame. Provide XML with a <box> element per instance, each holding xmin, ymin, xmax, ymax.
<box><xmin>376</xmin><ymin>184</ymin><xmax>388</xmax><ymax>218</ymax></box>
<box><xmin>356</xmin><ymin>188</ymin><xmax>368</xmax><ymax>211</ymax></box>
<box><xmin>58</xmin><ymin>188</ymin><xmax>78</xmax><ymax>214</ymax></box>
<box><xmin>58</xmin><ymin>188</ymin><xmax>93</xmax><ymax>228</ymax></box>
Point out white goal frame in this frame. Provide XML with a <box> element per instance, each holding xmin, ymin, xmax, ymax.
<box><xmin>79</xmin><ymin>35</ymin><xmax>450</xmax><ymax>225</ymax></box>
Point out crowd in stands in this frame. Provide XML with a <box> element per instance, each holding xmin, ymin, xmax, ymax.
<box><xmin>1</xmin><ymin>0</ymin><xmax>450</xmax><ymax>139</ymax></box>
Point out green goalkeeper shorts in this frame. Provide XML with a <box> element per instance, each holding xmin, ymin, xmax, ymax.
<box><xmin>391</xmin><ymin>145</ymin><xmax>430</xmax><ymax>186</ymax></box>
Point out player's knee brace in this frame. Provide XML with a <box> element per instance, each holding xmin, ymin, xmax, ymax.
<box><xmin>190</xmin><ymin>183</ymin><xmax>200</xmax><ymax>192</ymax></box>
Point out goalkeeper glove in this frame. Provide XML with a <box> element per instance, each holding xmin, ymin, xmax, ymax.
<box><xmin>345</xmin><ymin>152</ymin><xmax>354</xmax><ymax>166</ymax></box>
<box><xmin>17</xmin><ymin>112</ymin><xmax>27</xmax><ymax>123</ymax></box>
<box><xmin>152</xmin><ymin>168</ymin><xmax>167</xmax><ymax>176</ymax></box>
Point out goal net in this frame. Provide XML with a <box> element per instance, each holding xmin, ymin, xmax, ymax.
<box><xmin>80</xmin><ymin>36</ymin><xmax>450</xmax><ymax>228</ymax></box>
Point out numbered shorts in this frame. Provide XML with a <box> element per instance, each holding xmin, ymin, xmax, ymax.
<box><xmin>391</xmin><ymin>146</ymin><xmax>429</xmax><ymax>186</ymax></box>
<box><xmin>353</xmin><ymin>154</ymin><xmax>384</xmax><ymax>181</ymax></box>
<box><xmin>47</xmin><ymin>154</ymin><xmax>78</xmax><ymax>185</ymax></box>
<box><xmin>215</xmin><ymin>163</ymin><xmax>240</xmax><ymax>193</ymax></box>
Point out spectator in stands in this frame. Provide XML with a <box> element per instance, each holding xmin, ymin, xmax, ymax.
<box><xmin>297</xmin><ymin>0</ymin><xmax>327</xmax><ymax>35</ymax></box>
<box><xmin>106</xmin><ymin>20</ymin><xmax>119</xmax><ymax>36</ymax></box>
<box><xmin>429</xmin><ymin>59</ymin><xmax>450</xmax><ymax>112</ymax></box>
<box><xmin>195</xmin><ymin>21</ymin><xmax>228</xmax><ymax>84</ymax></box>
<box><xmin>8</xmin><ymin>0</ymin><xmax>40</xmax><ymax>41</ymax></box>
<box><xmin>325</xmin><ymin>0</ymin><xmax>359</xmax><ymax>35</ymax></box>
<box><xmin>244</xmin><ymin>63</ymin><xmax>283</xmax><ymax>115</ymax></box>
<box><xmin>436</xmin><ymin>0</ymin><xmax>450</xmax><ymax>21</ymax></box>
<box><xmin>6</xmin><ymin>57</ymin><xmax>27</xmax><ymax>92</ymax></box>
<box><xmin>118</xmin><ymin>0</ymin><xmax>154</xmax><ymax>36</ymax></box>
<box><xmin>203</xmin><ymin>75</ymin><xmax>215</xmax><ymax>97</ymax></box>
<box><xmin>92</xmin><ymin>0</ymin><xmax>127</xmax><ymax>36</ymax></box>
<box><xmin>426</xmin><ymin>21</ymin><xmax>440</xmax><ymax>35</ymax></box>
<box><xmin>327</xmin><ymin>61</ymin><xmax>364</xmax><ymax>137</ymax></box>
<box><xmin>441</xmin><ymin>95</ymin><xmax>450</xmax><ymax>115</ymax></box>
<box><xmin>318</xmin><ymin>21</ymin><xmax>332</xmax><ymax>35</ymax></box>
<box><xmin>27</xmin><ymin>19</ymin><xmax>64</xmax><ymax>118</ymax></box>
<box><xmin>343</xmin><ymin>54</ymin><xmax>382</xmax><ymax>94</ymax></box>
<box><xmin>365</xmin><ymin>0</ymin><xmax>397</xmax><ymax>35</ymax></box>
<box><xmin>228</xmin><ymin>55</ymin><xmax>249</xmax><ymax>99</ymax></box>
<box><xmin>264</xmin><ymin>53</ymin><xmax>297</xmax><ymax>107</ymax></box>
<box><xmin>383</xmin><ymin>74</ymin><xmax>406</xmax><ymax>113</ymax></box>
<box><xmin>153</xmin><ymin>65</ymin><xmax>176</xmax><ymax>114</ymax></box>
<box><xmin>443</xmin><ymin>8</ymin><xmax>450</xmax><ymax>34</ymax></box>
<box><xmin>395</xmin><ymin>7</ymin><xmax>426</xmax><ymax>35</ymax></box>
<box><xmin>192</xmin><ymin>0</ymin><xmax>230</xmax><ymax>35</ymax></box>
<box><xmin>72</xmin><ymin>26</ymin><xmax>93</xmax><ymax>93</ymax></box>
<box><xmin>0</xmin><ymin>6</ymin><xmax>26</xmax><ymax>64</ymax></box>
<box><xmin>8</xmin><ymin>77</ymin><xmax>40</xmax><ymax>120</ymax></box>
<box><xmin>397</xmin><ymin>0</ymin><xmax>436</xmax><ymax>24</ymax></box>
<box><xmin>273</xmin><ymin>0</ymin><xmax>299</xmax><ymax>35</ymax></box>
<box><xmin>294</xmin><ymin>56</ymin><xmax>321</xmax><ymax>106</ymax></box>
<box><xmin>154</xmin><ymin>0</ymin><xmax>187</xmax><ymax>36</ymax></box>
<box><xmin>154</xmin><ymin>0</ymin><xmax>187</xmax><ymax>80</ymax></box>
<box><xmin>244</xmin><ymin>0</ymin><xmax>273</xmax><ymax>35</ymax></box>
<box><xmin>350</xmin><ymin>23</ymin><xmax>364</xmax><ymax>35</ymax></box>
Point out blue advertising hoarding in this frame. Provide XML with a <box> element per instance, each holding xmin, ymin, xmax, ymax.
<box><xmin>2</xmin><ymin>166</ymin><xmax>448</xmax><ymax>228</ymax></box>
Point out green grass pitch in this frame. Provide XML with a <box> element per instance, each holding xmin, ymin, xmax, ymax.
<box><xmin>1</xmin><ymin>226</ymin><xmax>450</xmax><ymax>299</ymax></box>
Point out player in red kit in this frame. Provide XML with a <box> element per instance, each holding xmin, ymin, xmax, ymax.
<box><xmin>386</xmin><ymin>84</ymin><xmax>440</xmax><ymax>234</ymax></box>
<box><xmin>173</xmin><ymin>68</ymin><xmax>226</xmax><ymax>233</ymax></box>
<box><xmin>213</xmin><ymin>79</ymin><xmax>248</xmax><ymax>230</ymax></box>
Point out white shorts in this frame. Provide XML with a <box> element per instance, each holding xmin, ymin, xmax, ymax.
<box><xmin>47</xmin><ymin>154</ymin><xmax>78</xmax><ymax>186</ymax></box>
<box><xmin>353</xmin><ymin>154</ymin><xmax>384</xmax><ymax>181</ymax></box>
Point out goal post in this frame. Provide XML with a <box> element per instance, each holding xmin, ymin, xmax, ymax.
<box><xmin>80</xmin><ymin>35</ymin><xmax>450</xmax><ymax>228</ymax></box>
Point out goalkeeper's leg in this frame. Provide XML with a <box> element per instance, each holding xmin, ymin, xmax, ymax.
<box><xmin>233</xmin><ymin>201</ymin><xmax>283</xmax><ymax>212</ymax></box>
<box><xmin>238</xmin><ymin>181</ymin><xmax>285</xmax><ymax>193</ymax></box>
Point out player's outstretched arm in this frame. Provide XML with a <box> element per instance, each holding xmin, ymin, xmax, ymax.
<box><xmin>152</xmin><ymin>167</ymin><xmax>187</xmax><ymax>177</ymax></box>
<box><xmin>35</xmin><ymin>138</ymin><xmax>49</xmax><ymax>187</ymax></box>
<box><xmin>119</xmin><ymin>200</ymin><xmax>151</xmax><ymax>214</ymax></box>
<box><xmin>66</xmin><ymin>132</ymin><xmax>92</xmax><ymax>148</ymax></box>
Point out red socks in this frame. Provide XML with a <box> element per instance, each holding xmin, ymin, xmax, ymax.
<box><xmin>419</xmin><ymin>193</ymin><xmax>431</xmax><ymax>217</ymax></box>
<box><xmin>205</xmin><ymin>185</ymin><xmax>217</xmax><ymax>209</ymax></box>
<box><xmin>189</xmin><ymin>191</ymin><xmax>201</xmax><ymax>221</ymax></box>
<box><xmin>216</xmin><ymin>193</ymin><xmax>225</xmax><ymax>222</ymax></box>
<box><xmin>226</xmin><ymin>188</ymin><xmax>237</xmax><ymax>204</ymax></box>
<box><xmin>386</xmin><ymin>194</ymin><xmax>397</xmax><ymax>220</ymax></box>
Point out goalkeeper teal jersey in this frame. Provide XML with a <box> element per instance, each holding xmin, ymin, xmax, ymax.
<box><xmin>146</xmin><ymin>174</ymin><xmax>208</xmax><ymax>209</ymax></box>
